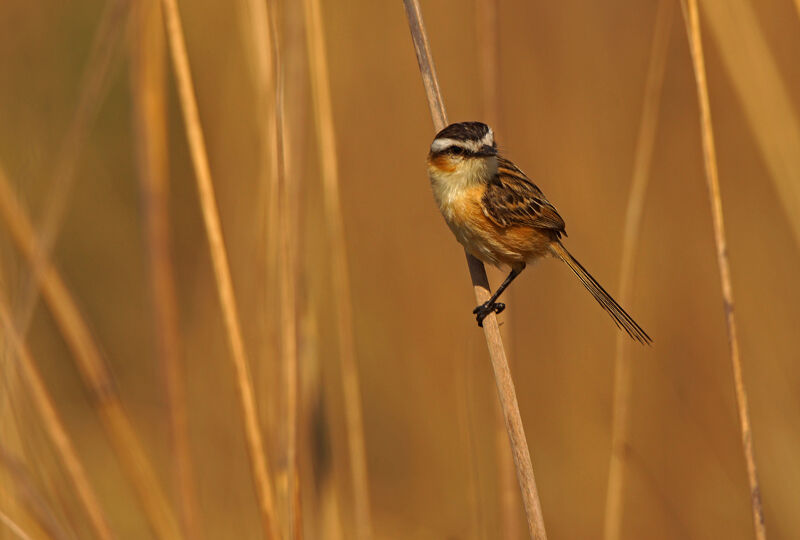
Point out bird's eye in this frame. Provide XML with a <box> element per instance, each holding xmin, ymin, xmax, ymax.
<box><xmin>449</xmin><ymin>146</ymin><xmax>464</xmax><ymax>155</ymax></box>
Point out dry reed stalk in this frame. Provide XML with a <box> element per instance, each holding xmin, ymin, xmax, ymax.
<box><xmin>474</xmin><ymin>1</ymin><xmax>520</xmax><ymax>536</ymax></box>
<box><xmin>240</xmin><ymin>0</ymin><xmax>281</xmax><ymax>445</ymax></box>
<box><xmin>0</xmin><ymin>446</ymin><xmax>71</xmax><ymax>540</ymax></box>
<box><xmin>401</xmin><ymin>1</ymin><xmax>547</xmax><ymax>538</ymax></box>
<box><xmin>603</xmin><ymin>2</ymin><xmax>673</xmax><ymax>538</ymax></box>
<box><xmin>0</xmin><ymin>165</ymin><xmax>183</xmax><ymax>539</ymax></box>
<box><xmin>0</xmin><ymin>3</ymin><xmax>127</xmax><ymax>525</ymax></box>
<box><xmin>320</xmin><ymin>479</ymin><xmax>344</xmax><ymax>540</ymax></box>
<box><xmin>14</xmin><ymin>0</ymin><xmax>130</xmax><ymax>342</ymax></box>
<box><xmin>130</xmin><ymin>1</ymin><xmax>201</xmax><ymax>538</ymax></box>
<box><xmin>0</xmin><ymin>509</ymin><xmax>32</xmax><ymax>540</ymax></box>
<box><xmin>699</xmin><ymin>0</ymin><xmax>800</xmax><ymax>249</ymax></box>
<box><xmin>275</xmin><ymin>62</ymin><xmax>302</xmax><ymax>540</ymax></box>
<box><xmin>0</xmin><ymin>294</ymin><xmax>113</xmax><ymax>540</ymax></box>
<box><xmin>158</xmin><ymin>0</ymin><xmax>280</xmax><ymax>537</ymax></box>
<box><xmin>475</xmin><ymin>0</ymin><xmax>500</xmax><ymax>128</ymax></box>
<box><xmin>301</xmin><ymin>0</ymin><xmax>373</xmax><ymax>537</ymax></box>
<box><xmin>454</xmin><ymin>359</ymin><xmax>484</xmax><ymax>539</ymax></box>
<box><xmin>680</xmin><ymin>2</ymin><xmax>765</xmax><ymax>538</ymax></box>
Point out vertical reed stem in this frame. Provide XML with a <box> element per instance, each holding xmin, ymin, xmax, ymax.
<box><xmin>0</xmin><ymin>446</ymin><xmax>72</xmax><ymax>540</ymax></box>
<box><xmin>0</xmin><ymin>509</ymin><xmax>32</xmax><ymax>540</ymax></box>
<box><xmin>14</xmin><ymin>0</ymin><xmax>130</xmax><ymax>352</ymax></box>
<box><xmin>0</xmin><ymin>165</ymin><xmax>182</xmax><ymax>539</ymax></box>
<box><xmin>276</xmin><ymin>62</ymin><xmax>302</xmax><ymax>540</ymax></box>
<box><xmin>680</xmin><ymin>2</ymin><xmax>765</xmax><ymax>538</ymax></box>
<box><xmin>604</xmin><ymin>2</ymin><xmax>673</xmax><ymax>538</ymax></box>
<box><xmin>158</xmin><ymin>0</ymin><xmax>280</xmax><ymax>537</ymax></box>
<box><xmin>401</xmin><ymin>2</ymin><xmax>547</xmax><ymax>538</ymax></box>
<box><xmin>130</xmin><ymin>1</ymin><xmax>201</xmax><ymax>537</ymax></box>
<box><xmin>0</xmin><ymin>294</ymin><xmax>113</xmax><ymax>540</ymax></box>
<box><xmin>301</xmin><ymin>0</ymin><xmax>373</xmax><ymax>537</ymax></box>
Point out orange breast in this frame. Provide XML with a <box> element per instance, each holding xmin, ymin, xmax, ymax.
<box><xmin>444</xmin><ymin>187</ymin><xmax>554</xmax><ymax>268</ymax></box>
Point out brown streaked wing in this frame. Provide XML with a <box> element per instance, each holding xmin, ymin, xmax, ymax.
<box><xmin>481</xmin><ymin>157</ymin><xmax>567</xmax><ymax>234</ymax></box>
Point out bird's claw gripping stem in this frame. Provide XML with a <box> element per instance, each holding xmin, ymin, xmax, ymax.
<box><xmin>473</xmin><ymin>301</ymin><xmax>505</xmax><ymax>327</ymax></box>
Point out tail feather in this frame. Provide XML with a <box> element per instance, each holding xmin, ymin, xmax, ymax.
<box><xmin>551</xmin><ymin>242</ymin><xmax>652</xmax><ymax>345</ymax></box>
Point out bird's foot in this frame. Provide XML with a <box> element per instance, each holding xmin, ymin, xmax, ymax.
<box><xmin>472</xmin><ymin>301</ymin><xmax>506</xmax><ymax>327</ymax></box>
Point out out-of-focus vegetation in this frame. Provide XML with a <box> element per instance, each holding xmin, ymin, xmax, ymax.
<box><xmin>1</xmin><ymin>0</ymin><xmax>799</xmax><ymax>538</ymax></box>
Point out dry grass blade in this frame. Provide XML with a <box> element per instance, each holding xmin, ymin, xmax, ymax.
<box><xmin>275</xmin><ymin>64</ymin><xmax>302</xmax><ymax>540</ymax></box>
<box><xmin>301</xmin><ymin>0</ymin><xmax>373</xmax><ymax>537</ymax></box>
<box><xmin>240</xmin><ymin>0</ymin><xmax>281</xmax><ymax>441</ymax></box>
<box><xmin>603</xmin><ymin>2</ymin><xmax>673</xmax><ymax>538</ymax></box>
<box><xmin>454</xmin><ymin>360</ymin><xmax>484</xmax><ymax>539</ymax></box>
<box><xmin>0</xmin><ymin>293</ymin><xmax>113</xmax><ymax>540</ymax></box>
<box><xmin>158</xmin><ymin>0</ymin><xmax>280</xmax><ymax>537</ymax></box>
<box><xmin>401</xmin><ymin>1</ymin><xmax>547</xmax><ymax>538</ymax></box>
<box><xmin>130</xmin><ymin>0</ymin><xmax>200</xmax><ymax>538</ymax></box>
<box><xmin>0</xmin><ymin>508</ymin><xmax>33</xmax><ymax>540</ymax></box>
<box><xmin>0</xmin><ymin>165</ymin><xmax>183</xmax><ymax>539</ymax></box>
<box><xmin>12</xmin><ymin>0</ymin><xmax>130</xmax><ymax>355</ymax></box>
<box><xmin>699</xmin><ymin>0</ymin><xmax>800</xmax><ymax>249</ymax></box>
<box><xmin>680</xmin><ymin>1</ymin><xmax>765</xmax><ymax>538</ymax></box>
<box><xmin>475</xmin><ymin>0</ymin><xmax>500</xmax><ymax>128</ymax></box>
<box><xmin>0</xmin><ymin>445</ymin><xmax>73</xmax><ymax>540</ymax></box>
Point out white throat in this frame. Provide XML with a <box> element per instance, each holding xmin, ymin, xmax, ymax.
<box><xmin>429</xmin><ymin>156</ymin><xmax>497</xmax><ymax>212</ymax></box>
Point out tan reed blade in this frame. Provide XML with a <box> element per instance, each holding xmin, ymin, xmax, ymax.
<box><xmin>13</xmin><ymin>0</ymin><xmax>130</xmax><ymax>358</ymax></box>
<box><xmin>401</xmin><ymin>1</ymin><xmax>547</xmax><ymax>538</ymax></box>
<box><xmin>0</xmin><ymin>447</ymin><xmax>72</xmax><ymax>540</ymax></box>
<box><xmin>604</xmin><ymin>1</ymin><xmax>673</xmax><ymax>538</ymax></box>
<box><xmin>0</xmin><ymin>165</ymin><xmax>182</xmax><ymax>538</ymax></box>
<box><xmin>0</xmin><ymin>293</ymin><xmax>113</xmax><ymax>540</ymax></box>
<box><xmin>275</xmin><ymin>59</ymin><xmax>303</xmax><ymax>540</ymax></box>
<box><xmin>130</xmin><ymin>0</ymin><xmax>201</xmax><ymax>537</ymax></box>
<box><xmin>158</xmin><ymin>0</ymin><xmax>281</xmax><ymax>537</ymax></box>
<box><xmin>0</xmin><ymin>508</ymin><xmax>33</xmax><ymax>540</ymax></box>
<box><xmin>302</xmin><ymin>0</ymin><xmax>374</xmax><ymax>536</ymax></box>
<box><xmin>681</xmin><ymin>1</ymin><xmax>766</xmax><ymax>538</ymax></box>
<box><xmin>700</xmin><ymin>0</ymin><xmax>800</xmax><ymax>250</ymax></box>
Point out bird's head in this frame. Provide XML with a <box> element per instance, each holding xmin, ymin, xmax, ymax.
<box><xmin>427</xmin><ymin>121</ymin><xmax>498</xmax><ymax>183</ymax></box>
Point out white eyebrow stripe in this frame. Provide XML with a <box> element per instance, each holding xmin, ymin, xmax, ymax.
<box><xmin>479</xmin><ymin>128</ymin><xmax>494</xmax><ymax>147</ymax></box>
<box><xmin>430</xmin><ymin>138</ymin><xmax>459</xmax><ymax>152</ymax></box>
<box><xmin>430</xmin><ymin>137</ymin><xmax>485</xmax><ymax>153</ymax></box>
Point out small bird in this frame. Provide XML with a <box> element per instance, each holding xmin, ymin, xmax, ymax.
<box><xmin>427</xmin><ymin>121</ymin><xmax>651</xmax><ymax>344</ymax></box>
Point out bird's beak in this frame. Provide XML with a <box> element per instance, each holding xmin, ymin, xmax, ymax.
<box><xmin>478</xmin><ymin>145</ymin><xmax>497</xmax><ymax>156</ymax></box>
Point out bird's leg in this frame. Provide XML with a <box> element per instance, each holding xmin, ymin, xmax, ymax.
<box><xmin>473</xmin><ymin>265</ymin><xmax>525</xmax><ymax>327</ymax></box>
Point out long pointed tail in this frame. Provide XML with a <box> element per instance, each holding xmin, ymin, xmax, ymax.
<box><xmin>550</xmin><ymin>242</ymin><xmax>652</xmax><ymax>345</ymax></box>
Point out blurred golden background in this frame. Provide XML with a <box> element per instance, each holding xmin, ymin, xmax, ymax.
<box><xmin>1</xmin><ymin>0</ymin><xmax>799</xmax><ymax>538</ymax></box>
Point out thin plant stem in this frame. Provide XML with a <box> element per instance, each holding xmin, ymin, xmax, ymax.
<box><xmin>0</xmin><ymin>445</ymin><xmax>74</xmax><ymax>540</ymax></box>
<box><xmin>158</xmin><ymin>0</ymin><xmax>280</xmax><ymax>537</ymax></box>
<box><xmin>603</xmin><ymin>2</ymin><xmax>673</xmax><ymax>538</ymax></box>
<box><xmin>401</xmin><ymin>1</ymin><xmax>547</xmax><ymax>538</ymax></box>
<box><xmin>301</xmin><ymin>0</ymin><xmax>373</xmax><ymax>537</ymax></box>
<box><xmin>680</xmin><ymin>1</ymin><xmax>765</xmax><ymax>538</ymax></box>
<box><xmin>130</xmin><ymin>1</ymin><xmax>201</xmax><ymax>538</ymax></box>
<box><xmin>0</xmin><ymin>165</ymin><xmax>183</xmax><ymax>540</ymax></box>
<box><xmin>699</xmin><ymin>0</ymin><xmax>800</xmax><ymax>249</ymax></box>
<box><xmin>14</xmin><ymin>0</ymin><xmax>130</xmax><ymax>349</ymax></box>
<box><xmin>0</xmin><ymin>293</ymin><xmax>113</xmax><ymax>540</ymax></box>
<box><xmin>275</xmin><ymin>59</ymin><xmax>302</xmax><ymax>540</ymax></box>
<box><xmin>0</xmin><ymin>508</ymin><xmax>33</xmax><ymax>540</ymax></box>
<box><xmin>475</xmin><ymin>0</ymin><xmax>500</xmax><ymax>128</ymax></box>
<box><xmin>240</xmin><ymin>0</ymin><xmax>281</xmax><ymax>448</ymax></box>
<box><xmin>455</xmin><ymin>358</ymin><xmax>484</xmax><ymax>540</ymax></box>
